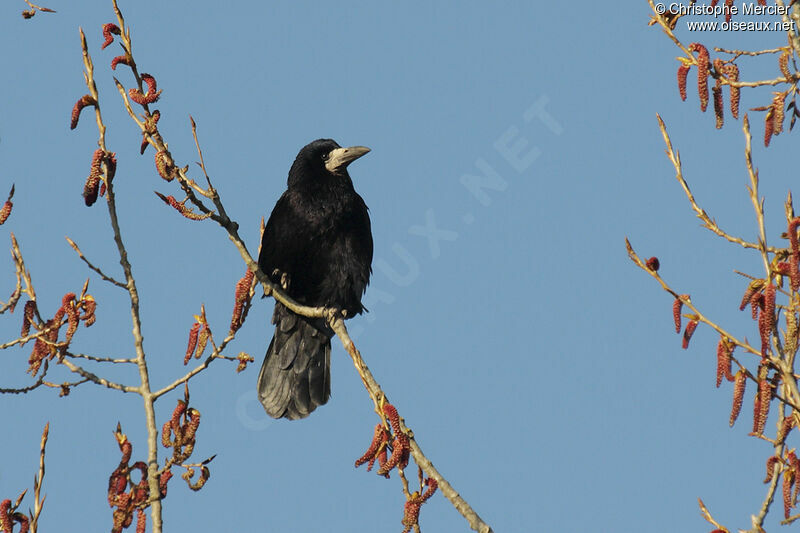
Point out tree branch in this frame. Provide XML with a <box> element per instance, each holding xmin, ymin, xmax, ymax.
<box><xmin>82</xmin><ymin>13</ymin><xmax>165</xmax><ymax>531</ymax></box>
<box><xmin>655</xmin><ymin>114</ymin><xmax>780</xmax><ymax>254</ymax></box>
<box><xmin>59</xmin><ymin>357</ymin><xmax>138</xmax><ymax>393</ymax></box>
<box><xmin>64</xmin><ymin>237</ymin><xmax>126</xmax><ymax>289</ymax></box>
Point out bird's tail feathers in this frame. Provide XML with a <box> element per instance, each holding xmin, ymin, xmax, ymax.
<box><xmin>258</xmin><ymin>303</ymin><xmax>331</xmax><ymax>420</ymax></box>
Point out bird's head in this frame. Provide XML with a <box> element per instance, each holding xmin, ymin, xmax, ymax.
<box><xmin>288</xmin><ymin>139</ymin><xmax>370</xmax><ymax>188</ymax></box>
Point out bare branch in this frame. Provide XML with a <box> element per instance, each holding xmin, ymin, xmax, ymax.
<box><xmin>715</xmin><ymin>47</ymin><xmax>790</xmax><ymax>58</ymax></box>
<box><xmin>64</xmin><ymin>351</ymin><xmax>136</xmax><ymax>364</ymax></box>
<box><xmin>728</xmin><ymin>76</ymin><xmax>796</xmax><ymax>88</ymax></box>
<box><xmin>645</xmin><ymin>0</ymin><xmax>692</xmax><ymax>56</ymax></box>
<box><xmin>0</xmin><ymin>361</ymin><xmax>49</xmax><ymax>394</ymax></box>
<box><xmin>656</xmin><ymin>114</ymin><xmax>779</xmax><ymax>253</ymax></box>
<box><xmin>152</xmin><ymin>330</ymin><xmax>239</xmax><ymax>399</ymax></box>
<box><xmin>0</xmin><ymin>243</ymin><xmax>24</xmax><ymax>315</ymax></box>
<box><xmin>698</xmin><ymin>498</ymin><xmax>728</xmax><ymax>532</ymax></box>
<box><xmin>742</xmin><ymin>114</ymin><xmax>771</xmax><ymax>276</ymax></box>
<box><xmin>190</xmin><ymin>116</ymin><xmax>212</xmax><ymax>189</ymax></box>
<box><xmin>21</xmin><ymin>0</ymin><xmax>55</xmax><ymax>18</ymax></box>
<box><xmin>11</xmin><ymin>233</ymin><xmax>36</xmax><ymax>301</ymax></box>
<box><xmin>751</xmin><ymin>404</ymin><xmax>785</xmax><ymax>531</ymax></box>
<box><xmin>328</xmin><ymin>317</ymin><xmax>494</xmax><ymax>533</ymax></box>
<box><xmin>30</xmin><ymin>422</ymin><xmax>48</xmax><ymax>533</ymax></box>
<box><xmin>59</xmin><ymin>357</ymin><xmax>138</xmax><ymax>393</ymax></box>
<box><xmin>23</xmin><ymin>1</ymin><xmax>55</xmax><ymax>13</ymax></box>
<box><xmin>0</xmin><ymin>320</ymin><xmax>65</xmax><ymax>350</ymax></box>
<box><xmin>153</xmin><ymin>353</ymin><xmax>223</xmax><ymax>400</ymax></box>
<box><xmin>65</xmin><ymin>237</ymin><xmax>126</xmax><ymax>288</ymax></box>
<box><xmin>628</xmin><ymin>240</ymin><xmax>779</xmax><ymax>369</ymax></box>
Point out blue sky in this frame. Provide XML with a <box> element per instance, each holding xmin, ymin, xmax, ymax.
<box><xmin>1</xmin><ymin>2</ymin><xmax>798</xmax><ymax>532</ymax></box>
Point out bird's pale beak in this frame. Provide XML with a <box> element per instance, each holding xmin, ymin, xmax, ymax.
<box><xmin>325</xmin><ymin>146</ymin><xmax>370</xmax><ymax>174</ymax></box>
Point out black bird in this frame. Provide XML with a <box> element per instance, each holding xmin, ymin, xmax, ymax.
<box><xmin>257</xmin><ymin>139</ymin><xmax>373</xmax><ymax>420</ymax></box>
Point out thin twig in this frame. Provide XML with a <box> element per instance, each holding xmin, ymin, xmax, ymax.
<box><xmin>646</xmin><ymin>0</ymin><xmax>692</xmax><ymax>56</ymax></box>
<box><xmin>0</xmin><ymin>244</ymin><xmax>24</xmax><ymax>314</ymax></box>
<box><xmin>751</xmin><ymin>403</ymin><xmax>785</xmax><ymax>531</ymax></box>
<box><xmin>656</xmin><ymin>114</ymin><xmax>780</xmax><ymax>253</ymax></box>
<box><xmin>30</xmin><ymin>422</ymin><xmax>48</xmax><ymax>533</ymax></box>
<box><xmin>783</xmin><ymin>512</ymin><xmax>800</xmax><ymax>525</ymax></box>
<box><xmin>11</xmin><ymin>233</ymin><xmax>36</xmax><ymax>302</ymax></box>
<box><xmin>42</xmin><ymin>377</ymin><xmax>90</xmax><ymax>391</ymax></box>
<box><xmin>152</xmin><ymin>319</ymin><xmax>244</xmax><ymax>399</ymax></box>
<box><xmin>64</xmin><ymin>351</ymin><xmax>136</xmax><ymax>364</ymax></box>
<box><xmin>0</xmin><ymin>380</ymin><xmax>46</xmax><ymax>394</ymax></box>
<box><xmin>0</xmin><ymin>361</ymin><xmax>49</xmax><ymax>394</ymax></box>
<box><xmin>65</xmin><ymin>237</ymin><xmax>126</xmax><ymax>288</ymax></box>
<box><xmin>152</xmin><ymin>351</ymin><xmax>225</xmax><ymax>399</ymax></box>
<box><xmin>698</xmin><ymin>498</ymin><xmax>729</xmax><ymax>532</ymax></box>
<box><xmin>628</xmin><ymin>238</ymin><xmax>761</xmax><ymax>366</ymax></box>
<box><xmin>190</xmin><ymin>116</ymin><xmax>213</xmax><ymax>191</ymax></box>
<box><xmin>626</xmin><ymin>238</ymin><xmax>800</xmax><ymax>408</ymax></box>
<box><xmin>0</xmin><ymin>320</ymin><xmax>66</xmax><ymax>350</ymax></box>
<box><xmin>728</xmin><ymin>76</ymin><xmax>796</xmax><ymax>88</ymax></box>
<box><xmin>79</xmin><ymin>29</ymin><xmax>107</xmax><ymax>151</ymax></box>
<box><xmin>59</xmin><ymin>357</ymin><xmax>138</xmax><ymax>393</ymax></box>
<box><xmin>715</xmin><ymin>47</ymin><xmax>790</xmax><ymax>58</ymax></box>
<box><xmin>629</xmin><ymin>125</ymin><xmax>800</xmax><ymax>414</ymax></box>
<box><xmin>112</xmin><ymin>78</ymin><xmax>146</xmax><ymax>130</ymax></box>
<box><xmin>113</xmin><ymin>96</ymin><xmax>217</xmax><ymax>220</ymax></box>
<box><xmin>23</xmin><ymin>0</ymin><xmax>55</xmax><ymax>12</ymax></box>
<box><xmin>329</xmin><ymin>317</ymin><xmax>494</xmax><ymax>533</ymax></box>
<box><xmin>742</xmin><ymin>114</ymin><xmax>771</xmax><ymax>277</ymax></box>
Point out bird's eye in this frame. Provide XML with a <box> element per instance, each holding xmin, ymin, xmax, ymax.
<box><xmin>322</xmin><ymin>153</ymin><xmax>330</xmax><ymax>162</ymax></box>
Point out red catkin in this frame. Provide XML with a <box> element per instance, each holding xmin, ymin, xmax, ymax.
<box><xmin>730</xmin><ymin>370</ymin><xmax>746</xmax><ymax>426</ymax></box>
<box><xmin>677</xmin><ymin>64</ymin><xmax>690</xmax><ymax>101</ymax></box>
<box><xmin>689</xmin><ymin>43</ymin><xmax>710</xmax><ymax>112</ymax></box>
<box><xmin>682</xmin><ymin>320</ymin><xmax>698</xmax><ymax>349</ymax></box>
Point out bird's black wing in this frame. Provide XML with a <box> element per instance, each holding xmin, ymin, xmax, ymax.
<box><xmin>258</xmin><ymin>191</ymin><xmax>305</xmax><ymax>291</ymax></box>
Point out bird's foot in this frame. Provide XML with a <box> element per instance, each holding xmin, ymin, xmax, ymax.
<box><xmin>269</xmin><ymin>268</ymin><xmax>291</xmax><ymax>291</ymax></box>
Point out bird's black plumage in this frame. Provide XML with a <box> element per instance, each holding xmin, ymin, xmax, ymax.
<box><xmin>257</xmin><ymin>139</ymin><xmax>373</xmax><ymax>420</ymax></box>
